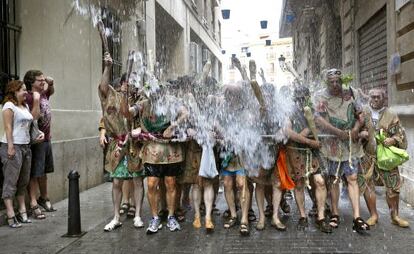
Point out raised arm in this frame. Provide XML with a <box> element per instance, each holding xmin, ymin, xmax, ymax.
<box><xmin>98</xmin><ymin>52</ymin><xmax>113</xmax><ymax>98</ymax></box>
<box><xmin>45</xmin><ymin>76</ymin><xmax>55</xmax><ymax>96</ymax></box>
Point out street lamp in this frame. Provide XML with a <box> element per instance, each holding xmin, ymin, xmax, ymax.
<box><xmin>278</xmin><ymin>54</ymin><xmax>302</xmax><ymax>84</ymax></box>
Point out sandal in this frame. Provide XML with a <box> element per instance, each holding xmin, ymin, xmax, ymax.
<box><xmin>223</xmin><ymin>209</ymin><xmax>231</xmax><ymax>219</ymax></box>
<box><xmin>248</xmin><ymin>209</ymin><xmax>256</xmax><ymax>222</ymax></box>
<box><xmin>353</xmin><ymin>217</ymin><xmax>370</xmax><ymax>234</ymax></box>
<box><xmin>29</xmin><ymin>205</ymin><xmax>46</xmax><ymax>220</ymax></box>
<box><xmin>37</xmin><ymin>197</ymin><xmax>57</xmax><ymax>212</ymax></box>
<box><xmin>239</xmin><ymin>223</ymin><xmax>250</xmax><ymax>236</ymax></box>
<box><xmin>256</xmin><ymin>221</ymin><xmax>265</xmax><ymax>231</ymax></box>
<box><xmin>224</xmin><ymin>217</ymin><xmax>238</xmax><ymax>229</ymax></box>
<box><xmin>16</xmin><ymin>212</ymin><xmax>32</xmax><ymax>224</ymax></box>
<box><xmin>205</xmin><ymin>218</ymin><xmax>215</xmax><ymax>234</ymax></box>
<box><xmin>104</xmin><ymin>219</ymin><xmax>122</xmax><ymax>232</ymax></box>
<box><xmin>296</xmin><ymin>217</ymin><xmax>308</xmax><ymax>231</ymax></box>
<box><xmin>271</xmin><ymin>219</ymin><xmax>286</xmax><ymax>231</ymax></box>
<box><xmin>7</xmin><ymin>216</ymin><xmax>22</xmax><ymax>228</ymax></box>
<box><xmin>120</xmin><ymin>203</ymin><xmax>129</xmax><ymax>215</ymax></box>
<box><xmin>127</xmin><ymin>205</ymin><xmax>136</xmax><ymax>218</ymax></box>
<box><xmin>329</xmin><ymin>215</ymin><xmax>340</xmax><ymax>228</ymax></box>
<box><xmin>316</xmin><ymin>218</ymin><xmax>332</xmax><ymax>233</ymax></box>
<box><xmin>175</xmin><ymin>208</ymin><xmax>186</xmax><ymax>222</ymax></box>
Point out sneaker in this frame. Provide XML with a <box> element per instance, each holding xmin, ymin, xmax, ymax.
<box><xmin>133</xmin><ymin>216</ymin><xmax>144</xmax><ymax>228</ymax></box>
<box><xmin>167</xmin><ymin>216</ymin><xmax>181</xmax><ymax>232</ymax></box>
<box><xmin>104</xmin><ymin>219</ymin><xmax>122</xmax><ymax>232</ymax></box>
<box><xmin>146</xmin><ymin>217</ymin><xmax>162</xmax><ymax>234</ymax></box>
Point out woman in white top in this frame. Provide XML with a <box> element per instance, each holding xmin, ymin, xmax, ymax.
<box><xmin>0</xmin><ymin>80</ymin><xmax>43</xmax><ymax>228</ymax></box>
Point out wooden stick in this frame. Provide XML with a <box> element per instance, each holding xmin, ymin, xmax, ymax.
<box><xmin>303</xmin><ymin>106</ymin><xmax>319</xmax><ymax>142</ymax></box>
<box><xmin>97</xmin><ymin>20</ymin><xmax>109</xmax><ymax>54</ymax></box>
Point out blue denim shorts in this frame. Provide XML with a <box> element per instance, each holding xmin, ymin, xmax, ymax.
<box><xmin>221</xmin><ymin>168</ymin><xmax>246</xmax><ymax>177</ymax></box>
<box><xmin>327</xmin><ymin>158</ymin><xmax>361</xmax><ymax>177</ymax></box>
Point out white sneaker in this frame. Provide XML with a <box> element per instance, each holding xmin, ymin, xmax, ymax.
<box><xmin>133</xmin><ymin>216</ymin><xmax>144</xmax><ymax>228</ymax></box>
<box><xmin>104</xmin><ymin>219</ymin><xmax>122</xmax><ymax>232</ymax></box>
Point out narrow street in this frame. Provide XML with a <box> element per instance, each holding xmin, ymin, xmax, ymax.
<box><xmin>0</xmin><ymin>182</ymin><xmax>413</xmax><ymax>254</ymax></box>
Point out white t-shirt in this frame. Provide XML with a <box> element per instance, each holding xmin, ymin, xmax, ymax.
<box><xmin>1</xmin><ymin>101</ymin><xmax>33</xmax><ymax>144</ymax></box>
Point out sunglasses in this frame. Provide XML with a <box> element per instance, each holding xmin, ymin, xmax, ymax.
<box><xmin>327</xmin><ymin>69</ymin><xmax>341</xmax><ymax>76</ymax></box>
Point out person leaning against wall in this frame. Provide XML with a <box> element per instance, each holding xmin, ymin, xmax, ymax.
<box><xmin>0</xmin><ymin>80</ymin><xmax>44</xmax><ymax>228</ymax></box>
<box><xmin>24</xmin><ymin>70</ymin><xmax>57</xmax><ymax>220</ymax></box>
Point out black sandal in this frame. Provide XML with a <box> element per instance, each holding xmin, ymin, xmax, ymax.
<box><xmin>7</xmin><ymin>216</ymin><xmax>22</xmax><ymax>228</ymax></box>
<box><xmin>248</xmin><ymin>209</ymin><xmax>256</xmax><ymax>222</ymax></box>
<box><xmin>120</xmin><ymin>203</ymin><xmax>129</xmax><ymax>215</ymax></box>
<box><xmin>239</xmin><ymin>223</ymin><xmax>250</xmax><ymax>236</ymax></box>
<box><xmin>296</xmin><ymin>217</ymin><xmax>308</xmax><ymax>231</ymax></box>
<box><xmin>127</xmin><ymin>205</ymin><xmax>136</xmax><ymax>218</ymax></box>
<box><xmin>329</xmin><ymin>215</ymin><xmax>340</xmax><ymax>228</ymax></box>
<box><xmin>224</xmin><ymin>217</ymin><xmax>238</xmax><ymax>229</ymax></box>
<box><xmin>223</xmin><ymin>209</ymin><xmax>231</xmax><ymax>219</ymax></box>
<box><xmin>37</xmin><ymin>197</ymin><xmax>57</xmax><ymax>212</ymax></box>
<box><xmin>16</xmin><ymin>212</ymin><xmax>32</xmax><ymax>224</ymax></box>
<box><xmin>29</xmin><ymin>205</ymin><xmax>46</xmax><ymax>220</ymax></box>
<box><xmin>353</xmin><ymin>217</ymin><xmax>370</xmax><ymax>234</ymax></box>
<box><xmin>316</xmin><ymin>218</ymin><xmax>332</xmax><ymax>233</ymax></box>
<box><xmin>175</xmin><ymin>208</ymin><xmax>186</xmax><ymax>222</ymax></box>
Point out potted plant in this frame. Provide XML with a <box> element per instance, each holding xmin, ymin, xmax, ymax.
<box><xmin>222</xmin><ymin>9</ymin><xmax>230</xmax><ymax>19</ymax></box>
<box><xmin>260</xmin><ymin>20</ymin><xmax>268</xmax><ymax>29</ymax></box>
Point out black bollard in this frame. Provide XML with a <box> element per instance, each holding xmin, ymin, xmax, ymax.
<box><xmin>62</xmin><ymin>170</ymin><xmax>86</xmax><ymax>237</ymax></box>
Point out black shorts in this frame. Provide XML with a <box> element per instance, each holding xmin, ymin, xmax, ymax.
<box><xmin>31</xmin><ymin>141</ymin><xmax>54</xmax><ymax>177</ymax></box>
<box><xmin>144</xmin><ymin>163</ymin><xmax>182</xmax><ymax>178</ymax></box>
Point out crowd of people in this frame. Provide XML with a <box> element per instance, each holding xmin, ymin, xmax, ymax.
<box><xmin>1</xmin><ymin>70</ymin><xmax>56</xmax><ymax>228</ymax></box>
<box><xmin>97</xmin><ymin>51</ymin><xmax>410</xmax><ymax>236</ymax></box>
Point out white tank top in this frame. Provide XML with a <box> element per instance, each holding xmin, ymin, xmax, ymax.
<box><xmin>1</xmin><ymin>101</ymin><xmax>33</xmax><ymax>144</ymax></box>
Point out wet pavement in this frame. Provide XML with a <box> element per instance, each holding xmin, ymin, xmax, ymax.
<box><xmin>0</xmin><ymin>182</ymin><xmax>413</xmax><ymax>254</ymax></box>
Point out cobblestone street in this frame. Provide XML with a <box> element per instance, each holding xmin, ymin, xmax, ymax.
<box><xmin>1</xmin><ymin>182</ymin><xmax>413</xmax><ymax>254</ymax></box>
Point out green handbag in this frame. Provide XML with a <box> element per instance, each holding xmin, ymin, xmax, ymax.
<box><xmin>375</xmin><ymin>129</ymin><xmax>409</xmax><ymax>171</ymax></box>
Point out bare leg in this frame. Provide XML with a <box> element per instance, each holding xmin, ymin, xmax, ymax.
<box><xmin>271</xmin><ymin>182</ymin><xmax>285</xmax><ymax>229</ymax></box>
<box><xmin>4</xmin><ymin>198</ymin><xmax>15</xmax><ymax>218</ymax></box>
<box><xmin>147</xmin><ymin>177</ymin><xmax>160</xmax><ymax>217</ymax></box>
<box><xmin>164</xmin><ymin>176</ymin><xmax>177</xmax><ymax>217</ymax></box>
<box><xmin>121</xmin><ymin>179</ymin><xmax>131</xmax><ymax>205</ymax></box>
<box><xmin>255</xmin><ymin>183</ymin><xmax>265</xmax><ymax>229</ymax></box>
<box><xmin>112</xmin><ymin>179</ymin><xmax>123</xmax><ymax>220</ymax></box>
<box><xmin>387</xmin><ymin>193</ymin><xmax>409</xmax><ymax>227</ymax></box>
<box><xmin>203</xmin><ymin>179</ymin><xmax>215</xmax><ymax>222</ymax></box>
<box><xmin>329</xmin><ymin>176</ymin><xmax>340</xmax><ymax>217</ymax></box>
<box><xmin>192</xmin><ymin>183</ymin><xmax>202</xmax><ymax>228</ymax></box>
<box><xmin>294</xmin><ymin>180</ymin><xmax>306</xmax><ymax>218</ymax></box>
<box><xmin>236</xmin><ymin>175</ymin><xmax>250</xmax><ymax>226</ymax></box>
<box><xmin>223</xmin><ymin>176</ymin><xmax>237</xmax><ymax>218</ymax></box>
<box><xmin>38</xmin><ymin>175</ymin><xmax>48</xmax><ymax>200</ymax></box>
<box><xmin>314</xmin><ymin>174</ymin><xmax>328</xmax><ymax>221</ymax></box>
<box><xmin>346</xmin><ymin>174</ymin><xmax>361</xmax><ymax>219</ymax></box>
<box><xmin>133</xmin><ymin>177</ymin><xmax>144</xmax><ymax>217</ymax></box>
<box><xmin>28</xmin><ymin>178</ymin><xmax>39</xmax><ymax>207</ymax></box>
<box><xmin>363</xmin><ymin>186</ymin><xmax>378</xmax><ymax>225</ymax></box>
